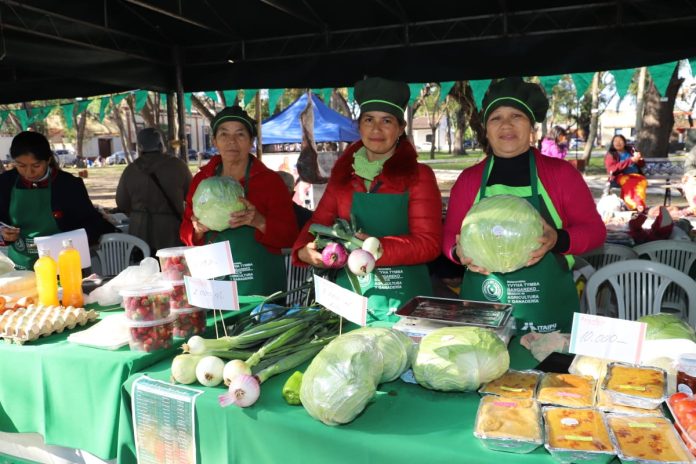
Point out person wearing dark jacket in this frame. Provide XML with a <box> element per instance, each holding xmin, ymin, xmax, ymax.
<box><xmin>0</xmin><ymin>131</ymin><xmax>116</xmax><ymax>269</ymax></box>
<box><xmin>293</xmin><ymin>77</ymin><xmax>442</xmax><ymax>323</ymax></box>
<box><xmin>116</xmin><ymin>128</ymin><xmax>192</xmax><ymax>254</ymax></box>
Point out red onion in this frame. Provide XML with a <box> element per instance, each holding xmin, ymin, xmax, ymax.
<box><xmin>347</xmin><ymin>249</ymin><xmax>375</xmax><ymax>276</ymax></box>
<box><xmin>321</xmin><ymin>242</ymin><xmax>349</xmax><ymax>269</ymax></box>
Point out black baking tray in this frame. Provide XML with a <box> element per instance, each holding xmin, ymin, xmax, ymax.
<box><xmin>395</xmin><ymin>296</ymin><xmax>512</xmax><ymax>328</ymax></box>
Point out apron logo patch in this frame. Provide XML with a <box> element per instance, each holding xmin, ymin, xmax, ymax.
<box><xmin>520</xmin><ymin>321</ymin><xmax>537</xmax><ymax>331</ymax></box>
<box><xmin>481</xmin><ymin>278</ymin><xmax>503</xmax><ymax>302</ymax></box>
<box><xmin>13</xmin><ymin>237</ymin><xmax>26</xmax><ymax>252</ymax></box>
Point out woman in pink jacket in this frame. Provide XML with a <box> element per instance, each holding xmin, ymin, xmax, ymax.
<box><xmin>443</xmin><ymin>78</ymin><xmax>605</xmax><ymax>334</ymax></box>
<box><xmin>540</xmin><ymin>125</ymin><xmax>568</xmax><ymax>159</ymax></box>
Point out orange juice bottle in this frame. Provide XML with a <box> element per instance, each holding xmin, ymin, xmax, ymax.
<box><xmin>34</xmin><ymin>248</ymin><xmax>60</xmax><ymax>306</ymax></box>
<box><xmin>58</xmin><ymin>239</ymin><xmax>84</xmax><ymax>308</ymax></box>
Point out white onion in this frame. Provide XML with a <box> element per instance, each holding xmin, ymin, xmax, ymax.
<box><xmin>195</xmin><ymin>356</ymin><xmax>225</xmax><ymax>387</ymax></box>
<box><xmin>347</xmin><ymin>249</ymin><xmax>376</xmax><ymax>276</ymax></box>
<box><xmin>171</xmin><ymin>354</ymin><xmax>203</xmax><ymax>384</ymax></box>
<box><xmin>218</xmin><ymin>374</ymin><xmax>260</xmax><ymax>408</ymax></box>
<box><xmin>223</xmin><ymin>359</ymin><xmax>252</xmax><ymax>386</ymax></box>
<box><xmin>361</xmin><ymin>237</ymin><xmax>383</xmax><ymax>260</ymax></box>
<box><xmin>183</xmin><ymin>335</ymin><xmax>207</xmax><ymax>355</ymax></box>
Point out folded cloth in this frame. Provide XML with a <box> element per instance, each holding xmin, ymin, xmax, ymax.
<box><xmin>520</xmin><ymin>331</ymin><xmax>570</xmax><ymax>362</ymax></box>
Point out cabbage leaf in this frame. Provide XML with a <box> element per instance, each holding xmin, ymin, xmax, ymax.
<box><xmin>192</xmin><ymin>177</ymin><xmax>246</xmax><ymax>231</ymax></box>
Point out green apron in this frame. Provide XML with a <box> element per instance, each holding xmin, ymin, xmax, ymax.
<box><xmin>8</xmin><ymin>175</ymin><xmax>61</xmax><ymax>270</ymax></box>
<box><xmin>459</xmin><ymin>153</ymin><xmax>578</xmax><ymax>333</ymax></box>
<box><xmin>204</xmin><ymin>158</ymin><xmax>286</xmax><ymax>297</ymax></box>
<box><xmin>336</xmin><ymin>189</ymin><xmax>432</xmax><ymax>325</ymax></box>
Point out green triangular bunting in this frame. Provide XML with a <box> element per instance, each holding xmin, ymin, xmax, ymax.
<box><xmin>0</xmin><ymin>110</ymin><xmax>9</xmax><ymax>129</ymax></box>
<box><xmin>408</xmin><ymin>83</ymin><xmax>425</xmax><ymax>106</ymax></box>
<box><xmin>439</xmin><ymin>81</ymin><xmax>455</xmax><ymax>104</ymax></box>
<box><xmin>609</xmin><ymin>69</ymin><xmax>634</xmax><ymax>100</ymax></box>
<box><xmin>61</xmin><ymin>104</ymin><xmax>75</xmax><ymax>130</ymax></box>
<box><xmin>647</xmin><ymin>62</ymin><xmax>678</xmax><ymax>97</ymax></box>
<box><xmin>223</xmin><ymin>90</ymin><xmax>237</xmax><ymax>106</ymax></box>
<box><xmin>99</xmin><ymin>97</ymin><xmax>110</xmax><ymax>122</ymax></box>
<box><xmin>204</xmin><ymin>91</ymin><xmax>218</xmax><ymax>102</ymax></box>
<box><xmin>112</xmin><ymin>93</ymin><xmax>128</xmax><ymax>107</ymax></box>
<box><xmin>319</xmin><ymin>88</ymin><xmax>332</xmax><ymax>105</ymax></box>
<box><xmin>268</xmin><ymin>89</ymin><xmax>283</xmax><ymax>115</ymax></box>
<box><xmin>76</xmin><ymin>99</ymin><xmax>91</xmax><ymax>115</ymax></box>
<box><xmin>539</xmin><ymin>75</ymin><xmax>563</xmax><ymax>95</ymax></box>
<box><xmin>347</xmin><ymin>87</ymin><xmax>354</xmax><ymax>104</ymax></box>
<box><xmin>134</xmin><ymin>91</ymin><xmax>148</xmax><ymax>113</ymax></box>
<box><xmin>243</xmin><ymin>89</ymin><xmax>258</xmax><ymax>107</ymax></box>
<box><xmin>570</xmin><ymin>72</ymin><xmax>595</xmax><ymax>97</ymax></box>
<box><xmin>183</xmin><ymin>93</ymin><xmax>192</xmax><ymax>114</ymax></box>
<box><xmin>469</xmin><ymin>79</ymin><xmax>491</xmax><ymax>109</ymax></box>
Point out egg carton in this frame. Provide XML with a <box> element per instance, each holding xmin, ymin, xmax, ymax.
<box><xmin>0</xmin><ymin>304</ymin><xmax>98</xmax><ymax>344</ymax></box>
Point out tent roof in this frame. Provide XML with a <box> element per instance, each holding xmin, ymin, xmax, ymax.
<box><xmin>1</xmin><ymin>1</ymin><xmax>696</xmax><ymax>103</ymax></box>
<box><xmin>261</xmin><ymin>93</ymin><xmax>359</xmax><ymax>144</ymax></box>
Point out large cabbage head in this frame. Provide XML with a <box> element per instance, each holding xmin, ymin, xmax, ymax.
<box><xmin>638</xmin><ymin>313</ymin><xmax>696</xmax><ymax>342</ymax></box>
<box><xmin>344</xmin><ymin>327</ymin><xmax>414</xmax><ymax>382</ymax></box>
<box><xmin>300</xmin><ymin>333</ymin><xmax>384</xmax><ymax>426</ymax></box>
<box><xmin>413</xmin><ymin>326</ymin><xmax>509</xmax><ymax>392</ymax></box>
<box><xmin>192</xmin><ymin>177</ymin><xmax>246</xmax><ymax>231</ymax></box>
<box><xmin>458</xmin><ymin>195</ymin><xmax>542</xmax><ymax>273</ymax></box>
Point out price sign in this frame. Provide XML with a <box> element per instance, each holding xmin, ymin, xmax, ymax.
<box><xmin>569</xmin><ymin>313</ymin><xmax>647</xmax><ymax>364</ymax></box>
<box><xmin>314</xmin><ymin>274</ymin><xmax>367</xmax><ymax>326</ymax></box>
<box><xmin>184</xmin><ymin>242</ymin><xmax>235</xmax><ymax>279</ymax></box>
<box><xmin>184</xmin><ymin>276</ymin><xmax>239</xmax><ymax>310</ymax></box>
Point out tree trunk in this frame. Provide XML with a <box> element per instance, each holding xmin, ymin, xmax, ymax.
<box><xmin>635</xmin><ymin>64</ymin><xmax>683</xmax><ymax>158</ymax></box>
<box><xmin>581</xmin><ymin>73</ymin><xmax>601</xmax><ymax>170</ymax></box>
<box><xmin>126</xmin><ymin>95</ymin><xmax>139</xmax><ymax>142</ymax></box>
<box><xmin>166</xmin><ymin>92</ymin><xmax>177</xmax><ymax>156</ymax></box>
<box><xmin>446</xmin><ymin>108</ymin><xmax>452</xmax><ymax>154</ymax></box>
<box><xmin>75</xmin><ymin>111</ymin><xmax>87</xmax><ymax>158</ymax></box>
<box><xmin>140</xmin><ymin>94</ymin><xmax>157</xmax><ymax>128</ymax></box>
<box><xmin>635</xmin><ymin>67</ymin><xmax>647</xmax><ymax>133</ymax></box>
<box><xmin>191</xmin><ymin>94</ymin><xmax>215</xmax><ymax>122</ymax></box>
<box><xmin>111</xmin><ymin>98</ymin><xmax>133</xmax><ymax>164</ymax></box>
<box><xmin>429</xmin><ymin>126</ymin><xmax>437</xmax><ymax>159</ymax></box>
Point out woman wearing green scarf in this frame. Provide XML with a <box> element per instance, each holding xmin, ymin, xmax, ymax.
<box><xmin>292</xmin><ymin>77</ymin><xmax>443</xmax><ymax>324</ymax></box>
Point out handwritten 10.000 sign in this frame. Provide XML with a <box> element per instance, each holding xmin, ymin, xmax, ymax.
<box><xmin>569</xmin><ymin>313</ymin><xmax>647</xmax><ymax>364</ymax></box>
<box><xmin>184</xmin><ymin>276</ymin><xmax>239</xmax><ymax>310</ymax></box>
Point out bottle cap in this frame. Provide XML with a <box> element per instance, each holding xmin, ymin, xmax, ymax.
<box><xmin>62</xmin><ymin>239</ymin><xmax>73</xmax><ymax>248</ymax></box>
<box><xmin>37</xmin><ymin>247</ymin><xmax>51</xmax><ymax>257</ymax></box>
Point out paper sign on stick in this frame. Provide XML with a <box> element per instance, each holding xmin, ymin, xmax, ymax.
<box><xmin>35</xmin><ymin>228</ymin><xmax>90</xmax><ymax>269</ymax></box>
<box><xmin>184</xmin><ymin>276</ymin><xmax>239</xmax><ymax>310</ymax></box>
<box><xmin>184</xmin><ymin>242</ymin><xmax>235</xmax><ymax>279</ymax></box>
<box><xmin>569</xmin><ymin>312</ymin><xmax>647</xmax><ymax>364</ymax></box>
<box><xmin>314</xmin><ymin>274</ymin><xmax>367</xmax><ymax>326</ymax></box>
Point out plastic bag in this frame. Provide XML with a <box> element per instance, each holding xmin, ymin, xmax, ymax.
<box><xmin>0</xmin><ymin>252</ymin><xmax>15</xmax><ymax>276</ymax></box>
<box><xmin>85</xmin><ymin>257</ymin><xmax>161</xmax><ymax>306</ymax></box>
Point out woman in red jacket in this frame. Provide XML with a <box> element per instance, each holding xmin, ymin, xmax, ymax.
<box><xmin>443</xmin><ymin>77</ymin><xmax>606</xmax><ymax>334</ymax></box>
<box><xmin>180</xmin><ymin>106</ymin><xmax>298</xmax><ymax>296</ymax></box>
<box><xmin>293</xmin><ymin>77</ymin><xmax>442</xmax><ymax>323</ymax></box>
<box><xmin>604</xmin><ymin>134</ymin><xmax>647</xmax><ymax>211</ymax></box>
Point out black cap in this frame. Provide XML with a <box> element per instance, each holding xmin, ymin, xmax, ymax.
<box><xmin>211</xmin><ymin>106</ymin><xmax>256</xmax><ymax>137</ymax></box>
<box><xmin>137</xmin><ymin>128</ymin><xmax>164</xmax><ymax>153</ymax></box>
<box><xmin>354</xmin><ymin>77</ymin><xmax>409</xmax><ymax>120</ymax></box>
<box><xmin>481</xmin><ymin>77</ymin><xmax>549</xmax><ymax>126</ymax></box>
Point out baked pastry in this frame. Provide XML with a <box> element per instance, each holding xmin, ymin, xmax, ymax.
<box><xmin>479</xmin><ymin>370</ymin><xmax>540</xmax><ymax>399</ymax></box>
<box><xmin>608</xmin><ymin>414</ymin><xmax>692</xmax><ymax>462</ymax></box>
<box><xmin>544</xmin><ymin>407</ymin><xmax>613</xmax><ymax>453</ymax></box>
<box><xmin>537</xmin><ymin>373</ymin><xmax>595</xmax><ymax>407</ymax></box>
<box><xmin>604</xmin><ymin>364</ymin><xmax>665</xmax><ymax>400</ymax></box>
<box><xmin>474</xmin><ymin>395</ymin><xmax>542</xmax><ymax>442</ymax></box>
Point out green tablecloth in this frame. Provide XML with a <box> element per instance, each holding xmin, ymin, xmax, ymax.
<box><xmin>0</xmin><ymin>296</ymin><xmax>263</xmax><ymax>460</ymax></box>
<box><xmin>116</xmin><ymin>338</ymin><xmax>562</xmax><ymax>464</ymax></box>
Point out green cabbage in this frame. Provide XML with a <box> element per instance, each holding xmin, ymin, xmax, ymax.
<box><xmin>300</xmin><ymin>327</ymin><xmax>412</xmax><ymax>426</ymax></box>
<box><xmin>638</xmin><ymin>313</ymin><xmax>696</xmax><ymax>342</ymax></box>
<box><xmin>413</xmin><ymin>326</ymin><xmax>509</xmax><ymax>392</ymax></box>
<box><xmin>192</xmin><ymin>177</ymin><xmax>246</xmax><ymax>231</ymax></box>
<box><xmin>458</xmin><ymin>195</ymin><xmax>542</xmax><ymax>273</ymax></box>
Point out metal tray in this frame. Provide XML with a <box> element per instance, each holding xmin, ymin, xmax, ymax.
<box><xmin>601</xmin><ymin>362</ymin><xmax>667</xmax><ymax>410</ymax></box>
<box><xmin>395</xmin><ymin>296</ymin><xmax>512</xmax><ymax>329</ymax></box>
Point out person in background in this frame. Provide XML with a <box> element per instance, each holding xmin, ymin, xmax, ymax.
<box><xmin>0</xmin><ymin>131</ymin><xmax>116</xmax><ymax>269</ymax></box>
<box><xmin>604</xmin><ymin>134</ymin><xmax>647</xmax><ymax>211</ymax></box>
<box><xmin>443</xmin><ymin>77</ymin><xmax>605</xmax><ymax>334</ymax></box>
<box><xmin>293</xmin><ymin>77</ymin><xmax>442</xmax><ymax>324</ymax></box>
<box><xmin>540</xmin><ymin>125</ymin><xmax>568</xmax><ymax>159</ymax></box>
<box><xmin>276</xmin><ymin>170</ymin><xmax>313</xmax><ymax>230</ymax></box>
<box><xmin>116</xmin><ymin>128</ymin><xmax>192</xmax><ymax>254</ymax></box>
<box><xmin>180</xmin><ymin>106</ymin><xmax>298</xmax><ymax>296</ymax></box>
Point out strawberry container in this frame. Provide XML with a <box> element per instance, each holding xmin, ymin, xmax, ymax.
<box><xmin>125</xmin><ymin>315</ymin><xmax>175</xmax><ymax>352</ymax></box>
<box><xmin>171</xmin><ymin>307</ymin><xmax>208</xmax><ymax>338</ymax></box>
<box><xmin>156</xmin><ymin>246</ymin><xmax>193</xmax><ymax>281</ymax></box>
<box><xmin>169</xmin><ymin>280</ymin><xmax>190</xmax><ymax>309</ymax></box>
<box><xmin>120</xmin><ymin>283</ymin><xmax>173</xmax><ymax>321</ymax></box>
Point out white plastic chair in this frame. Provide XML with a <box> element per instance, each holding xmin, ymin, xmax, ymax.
<box><xmin>585</xmin><ymin>259</ymin><xmax>696</xmax><ymax>327</ymax></box>
<box><xmin>94</xmin><ymin>233</ymin><xmax>150</xmax><ymax>276</ymax></box>
<box><xmin>573</xmin><ymin>256</ymin><xmax>596</xmax><ymax>313</ymax></box>
<box><xmin>282</xmin><ymin>249</ymin><xmax>312</xmax><ymax>306</ymax></box>
<box><xmin>633</xmin><ymin>240</ymin><xmax>696</xmax><ymax>314</ymax></box>
<box><xmin>580</xmin><ymin>243</ymin><xmax>639</xmax><ymax>270</ymax></box>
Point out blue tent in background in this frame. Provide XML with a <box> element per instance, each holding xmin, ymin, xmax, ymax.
<box><xmin>261</xmin><ymin>93</ymin><xmax>359</xmax><ymax>145</ymax></box>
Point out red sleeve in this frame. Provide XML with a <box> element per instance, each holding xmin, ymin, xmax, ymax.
<box><xmin>377</xmin><ymin>165</ymin><xmax>442</xmax><ymax>266</ymax></box>
<box><xmin>547</xmin><ymin>162</ymin><xmax>607</xmax><ymax>255</ymax></box>
<box><xmin>249</xmin><ymin>172</ymin><xmax>298</xmax><ymax>251</ymax></box>
<box><xmin>180</xmin><ymin>170</ymin><xmax>207</xmax><ymax>246</ymax></box>
<box><xmin>604</xmin><ymin>152</ymin><xmax>634</xmax><ymax>175</ymax></box>
<box><xmin>442</xmin><ymin>165</ymin><xmax>481</xmax><ymax>264</ymax></box>
<box><xmin>291</xmin><ymin>180</ymin><xmax>341</xmax><ymax>266</ymax></box>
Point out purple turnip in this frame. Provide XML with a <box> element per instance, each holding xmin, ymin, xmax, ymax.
<box><xmin>347</xmin><ymin>249</ymin><xmax>376</xmax><ymax>276</ymax></box>
<box><xmin>321</xmin><ymin>242</ymin><xmax>349</xmax><ymax>268</ymax></box>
